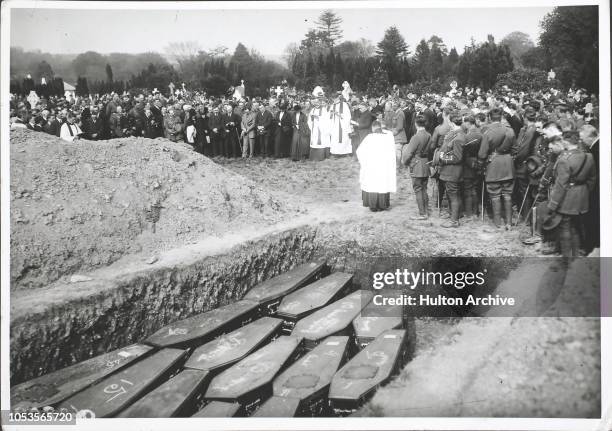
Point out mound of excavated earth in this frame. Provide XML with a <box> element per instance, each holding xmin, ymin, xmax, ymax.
<box><xmin>9</xmin><ymin>129</ymin><xmax>305</xmax><ymax>290</ymax></box>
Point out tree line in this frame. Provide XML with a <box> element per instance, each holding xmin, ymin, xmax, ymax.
<box><xmin>9</xmin><ymin>6</ymin><xmax>598</xmax><ymax>98</ymax></box>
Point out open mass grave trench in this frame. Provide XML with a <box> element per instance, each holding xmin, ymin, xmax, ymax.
<box><xmin>10</xmin><ymin>221</ymin><xmax>524</xmax><ymax>417</ymax></box>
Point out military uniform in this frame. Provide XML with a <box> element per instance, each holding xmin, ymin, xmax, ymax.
<box><xmin>512</xmin><ymin>124</ymin><xmax>540</xmax><ymax>221</ymax></box>
<box><xmin>438</xmin><ymin>128</ymin><xmax>465</xmax><ymax>225</ymax></box>
<box><xmin>547</xmin><ymin>148</ymin><xmax>596</xmax><ymax>256</ymax></box>
<box><xmin>401</xmin><ymin>129</ymin><xmax>431</xmax><ymax>217</ymax></box>
<box><xmin>428</xmin><ymin>121</ymin><xmax>452</xmax><ymax>209</ymax></box>
<box><xmin>478</xmin><ymin>121</ymin><xmax>516</xmax><ymax>226</ymax></box>
<box><xmin>462</xmin><ymin>128</ymin><xmax>482</xmax><ymax>218</ymax></box>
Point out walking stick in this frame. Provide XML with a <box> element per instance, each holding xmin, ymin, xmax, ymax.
<box><xmin>522</xmin><ymin>190</ymin><xmax>542</xmax><ymax>229</ymax></box>
<box><xmin>235</xmin><ymin>128</ymin><xmax>242</xmax><ymax>157</ymax></box>
<box><xmin>531</xmin><ymin>203</ymin><xmax>536</xmax><ymax>237</ymax></box>
<box><xmin>514</xmin><ymin>184</ymin><xmax>531</xmax><ymax>227</ymax></box>
<box><xmin>480</xmin><ymin>180</ymin><xmax>485</xmax><ymax>223</ymax></box>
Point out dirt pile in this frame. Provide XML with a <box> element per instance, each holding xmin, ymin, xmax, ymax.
<box><xmin>10</xmin><ymin>129</ymin><xmax>305</xmax><ymax>290</ymax></box>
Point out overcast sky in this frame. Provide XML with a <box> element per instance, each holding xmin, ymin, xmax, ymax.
<box><xmin>10</xmin><ymin>6</ymin><xmax>554</xmax><ymax>58</ymax></box>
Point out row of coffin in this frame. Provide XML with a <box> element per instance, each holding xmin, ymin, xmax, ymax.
<box><xmin>11</xmin><ymin>260</ymin><xmax>411</xmax><ymax>417</ymax></box>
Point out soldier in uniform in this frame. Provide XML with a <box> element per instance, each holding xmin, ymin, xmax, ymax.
<box><xmin>461</xmin><ymin>115</ymin><xmax>482</xmax><ymax>220</ymax></box>
<box><xmin>512</xmin><ymin>109</ymin><xmax>541</xmax><ymax>223</ymax></box>
<box><xmin>436</xmin><ymin>111</ymin><xmax>466</xmax><ymax>228</ymax></box>
<box><xmin>401</xmin><ymin>115</ymin><xmax>431</xmax><ymax>220</ymax></box>
<box><xmin>427</xmin><ymin>107</ymin><xmax>453</xmax><ymax>212</ymax></box>
<box><xmin>543</xmin><ymin>131</ymin><xmax>596</xmax><ymax>256</ymax></box>
<box><xmin>478</xmin><ymin>108</ymin><xmax>516</xmax><ymax>229</ymax></box>
<box><xmin>579</xmin><ymin>125</ymin><xmax>599</xmax><ymax>251</ymax></box>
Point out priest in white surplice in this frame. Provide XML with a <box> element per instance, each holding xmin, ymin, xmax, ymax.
<box><xmin>329</xmin><ymin>94</ymin><xmax>352</xmax><ymax>156</ymax></box>
<box><xmin>356</xmin><ymin>121</ymin><xmax>397</xmax><ymax>211</ymax></box>
<box><xmin>308</xmin><ymin>97</ymin><xmax>331</xmax><ymax>161</ymax></box>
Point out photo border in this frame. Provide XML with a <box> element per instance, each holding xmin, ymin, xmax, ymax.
<box><xmin>1</xmin><ymin>1</ymin><xmax>610</xmax><ymax>430</ymax></box>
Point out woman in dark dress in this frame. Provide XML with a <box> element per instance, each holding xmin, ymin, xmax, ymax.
<box><xmin>290</xmin><ymin>105</ymin><xmax>311</xmax><ymax>161</ymax></box>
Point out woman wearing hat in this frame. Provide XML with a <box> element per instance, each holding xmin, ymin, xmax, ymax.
<box><xmin>290</xmin><ymin>104</ymin><xmax>310</xmax><ymax>161</ymax></box>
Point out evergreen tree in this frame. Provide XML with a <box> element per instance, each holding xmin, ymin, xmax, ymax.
<box><xmin>315</xmin><ymin>10</ymin><xmax>343</xmax><ymax>47</ymax></box>
<box><xmin>428</xmin><ymin>35</ymin><xmax>448</xmax><ymax>55</ymax></box>
<box><xmin>326</xmin><ymin>50</ymin><xmax>336</xmax><ymax>88</ymax></box>
<box><xmin>75</xmin><ymin>76</ymin><xmax>89</xmax><ymax>96</ymax></box>
<box><xmin>376</xmin><ymin>26</ymin><xmax>409</xmax><ymax>62</ymax></box>
<box><xmin>412</xmin><ymin>39</ymin><xmax>430</xmax><ymax>81</ymax></box>
<box><xmin>376</xmin><ymin>26</ymin><xmax>409</xmax><ymax>84</ymax></box>
<box><xmin>105</xmin><ymin>63</ymin><xmax>113</xmax><ymax>82</ymax></box>
<box><xmin>230</xmin><ymin>42</ymin><xmax>252</xmax><ymax>83</ymax></box>
<box><xmin>366</xmin><ymin>62</ymin><xmax>390</xmax><ymax>97</ymax></box>
<box><xmin>444</xmin><ymin>47</ymin><xmax>459</xmax><ymax>77</ymax></box>
<box><xmin>52</xmin><ymin>77</ymin><xmax>64</xmax><ymax>97</ymax></box>
<box><xmin>428</xmin><ymin>45</ymin><xmax>444</xmax><ymax>81</ymax></box>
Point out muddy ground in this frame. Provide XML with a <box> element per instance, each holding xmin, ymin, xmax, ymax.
<box><xmin>9</xmin><ymin>132</ymin><xmax>600</xmax><ymax>418</ymax></box>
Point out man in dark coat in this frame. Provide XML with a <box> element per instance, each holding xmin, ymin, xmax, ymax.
<box><xmin>195</xmin><ymin>105</ymin><xmax>209</xmax><ymax>155</ymax></box>
<box><xmin>109</xmin><ymin>105</ymin><xmax>128</xmax><ymax>138</ymax></box>
<box><xmin>81</xmin><ymin>107</ymin><xmax>104</xmax><ymax>140</ymax></box>
<box><xmin>143</xmin><ymin>107</ymin><xmax>160</xmax><ymax>139</ymax></box>
<box><xmin>274</xmin><ymin>102</ymin><xmax>293</xmax><ymax>158</ymax></box>
<box><xmin>401</xmin><ymin>114</ymin><xmax>431</xmax><ymax>219</ymax></box>
<box><xmin>150</xmin><ymin>100</ymin><xmax>165</xmax><ymax>138</ymax></box>
<box><xmin>222</xmin><ymin>104</ymin><xmax>242</xmax><ymax>158</ymax></box>
<box><xmin>402</xmin><ymin>100</ymin><xmax>416</xmax><ymax>142</ymax></box>
<box><xmin>128</xmin><ymin>103</ymin><xmax>146</xmax><ymax>137</ymax></box>
<box><xmin>44</xmin><ymin>113</ymin><xmax>61</xmax><ymax>137</ymax></box>
<box><xmin>208</xmin><ymin>105</ymin><xmax>225</xmax><ymax>157</ymax></box>
<box><xmin>255</xmin><ymin>103</ymin><xmax>273</xmax><ymax>157</ymax></box>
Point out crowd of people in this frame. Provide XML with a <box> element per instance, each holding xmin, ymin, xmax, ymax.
<box><xmin>9</xmin><ymin>80</ymin><xmax>600</xmax><ymax>257</ymax></box>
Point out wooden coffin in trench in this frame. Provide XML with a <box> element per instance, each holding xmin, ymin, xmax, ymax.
<box><xmin>116</xmin><ymin>369</ymin><xmax>209</xmax><ymax>417</ymax></box>
<box><xmin>272</xmin><ymin>336</ymin><xmax>349</xmax><ymax>416</ymax></box>
<box><xmin>328</xmin><ymin>330</ymin><xmax>407</xmax><ymax>414</ymax></box>
<box><xmin>11</xmin><ymin>344</ymin><xmax>153</xmax><ymax>409</ymax></box>
<box><xmin>352</xmin><ymin>295</ymin><xmax>404</xmax><ymax>349</ymax></box>
<box><xmin>144</xmin><ymin>300</ymin><xmax>259</xmax><ymax>349</ymax></box>
<box><xmin>243</xmin><ymin>260</ymin><xmax>326</xmax><ymax>314</ymax></box>
<box><xmin>57</xmin><ymin>348</ymin><xmax>187</xmax><ymax>418</ymax></box>
<box><xmin>291</xmin><ymin>290</ymin><xmax>373</xmax><ymax>350</ymax></box>
<box><xmin>205</xmin><ymin>336</ymin><xmax>302</xmax><ymax>415</ymax></box>
<box><xmin>276</xmin><ymin>272</ymin><xmax>353</xmax><ymax>334</ymax></box>
<box><xmin>184</xmin><ymin>317</ymin><xmax>283</xmax><ymax>373</ymax></box>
